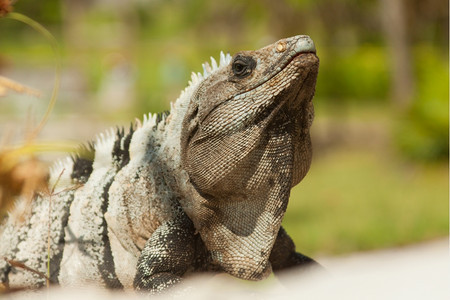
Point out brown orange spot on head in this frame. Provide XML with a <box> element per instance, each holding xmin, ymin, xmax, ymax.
<box><xmin>276</xmin><ymin>41</ymin><xmax>286</xmax><ymax>53</ymax></box>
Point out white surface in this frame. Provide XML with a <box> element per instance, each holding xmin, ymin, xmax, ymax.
<box><xmin>6</xmin><ymin>238</ymin><xmax>449</xmax><ymax>300</ymax></box>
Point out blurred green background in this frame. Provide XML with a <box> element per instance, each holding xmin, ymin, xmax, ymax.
<box><xmin>0</xmin><ymin>0</ymin><xmax>448</xmax><ymax>257</ymax></box>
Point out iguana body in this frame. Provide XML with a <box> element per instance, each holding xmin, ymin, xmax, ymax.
<box><xmin>0</xmin><ymin>35</ymin><xmax>319</xmax><ymax>291</ymax></box>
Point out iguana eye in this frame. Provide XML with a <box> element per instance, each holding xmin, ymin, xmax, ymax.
<box><xmin>232</xmin><ymin>55</ymin><xmax>256</xmax><ymax>78</ymax></box>
<box><xmin>233</xmin><ymin>61</ymin><xmax>246</xmax><ymax>74</ymax></box>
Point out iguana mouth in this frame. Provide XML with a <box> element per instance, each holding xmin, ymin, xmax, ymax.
<box><xmin>254</xmin><ymin>52</ymin><xmax>319</xmax><ymax>125</ymax></box>
<box><xmin>290</xmin><ymin>47</ymin><xmax>318</xmax><ymax>64</ymax></box>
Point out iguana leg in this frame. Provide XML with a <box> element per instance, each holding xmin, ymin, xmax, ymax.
<box><xmin>269</xmin><ymin>226</ymin><xmax>319</xmax><ymax>274</ymax></box>
<box><xmin>133</xmin><ymin>214</ymin><xmax>196</xmax><ymax>292</ymax></box>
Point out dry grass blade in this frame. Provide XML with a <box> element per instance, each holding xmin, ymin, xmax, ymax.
<box><xmin>3</xmin><ymin>257</ymin><xmax>51</xmax><ymax>282</ymax></box>
<box><xmin>6</xmin><ymin>12</ymin><xmax>61</xmax><ymax>142</ymax></box>
<box><xmin>46</xmin><ymin>167</ymin><xmax>65</xmax><ymax>288</ymax></box>
<box><xmin>0</xmin><ymin>76</ymin><xmax>41</xmax><ymax>98</ymax></box>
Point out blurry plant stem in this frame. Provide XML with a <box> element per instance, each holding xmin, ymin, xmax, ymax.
<box><xmin>46</xmin><ymin>169</ymin><xmax>63</xmax><ymax>288</ymax></box>
<box><xmin>1</xmin><ymin>142</ymin><xmax>78</xmax><ymax>172</ymax></box>
<box><xmin>6</xmin><ymin>12</ymin><xmax>61</xmax><ymax>142</ymax></box>
<box><xmin>47</xmin><ymin>191</ymin><xmax>52</xmax><ymax>288</ymax></box>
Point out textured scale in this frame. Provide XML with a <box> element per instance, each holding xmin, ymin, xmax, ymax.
<box><xmin>0</xmin><ymin>35</ymin><xmax>319</xmax><ymax>292</ymax></box>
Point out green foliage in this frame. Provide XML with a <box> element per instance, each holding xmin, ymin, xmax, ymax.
<box><xmin>284</xmin><ymin>149</ymin><xmax>449</xmax><ymax>255</ymax></box>
<box><xmin>316</xmin><ymin>46</ymin><xmax>390</xmax><ymax>101</ymax></box>
<box><xmin>396</xmin><ymin>46</ymin><xmax>449</xmax><ymax>161</ymax></box>
<box><xmin>2</xmin><ymin>0</ymin><xmax>62</xmax><ymax>36</ymax></box>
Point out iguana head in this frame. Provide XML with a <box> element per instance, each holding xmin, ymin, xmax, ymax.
<box><xmin>180</xmin><ymin>35</ymin><xmax>319</xmax><ymax>280</ymax></box>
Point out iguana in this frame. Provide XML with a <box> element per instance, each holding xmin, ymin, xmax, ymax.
<box><xmin>0</xmin><ymin>35</ymin><xmax>319</xmax><ymax>292</ymax></box>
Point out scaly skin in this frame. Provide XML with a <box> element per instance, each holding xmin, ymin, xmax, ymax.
<box><xmin>0</xmin><ymin>35</ymin><xmax>319</xmax><ymax>292</ymax></box>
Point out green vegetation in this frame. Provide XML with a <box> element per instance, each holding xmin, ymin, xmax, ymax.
<box><xmin>282</xmin><ymin>101</ymin><xmax>448</xmax><ymax>256</ymax></box>
<box><xmin>396</xmin><ymin>46</ymin><xmax>449</xmax><ymax>161</ymax></box>
<box><xmin>284</xmin><ymin>147</ymin><xmax>448</xmax><ymax>256</ymax></box>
